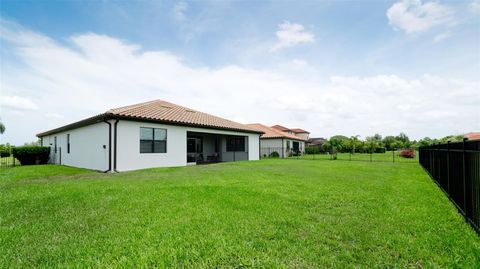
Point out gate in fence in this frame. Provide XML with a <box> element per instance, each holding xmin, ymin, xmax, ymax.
<box><xmin>0</xmin><ymin>155</ymin><xmax>17</xmax><ymax>168</ymax></box>
<box><xmin>419</xmin><ymin>139</ymin><xmax>480</xmax><ymax>234</ymax></box>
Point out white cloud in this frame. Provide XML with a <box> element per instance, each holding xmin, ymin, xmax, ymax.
<box><xmin>387</xmin><ymin>0</ymin><xmax>455</xmax><ymax>34</ymax></box>
<box><xmin>173</xmin><ymin>2</ymin><xmax>188</xmax><ymax>21</ymax></box>
<box><xmin>0</xmin><ymin>95</ymin><xmax>38</xmax><ymax>110</ymax></box>
<box><xmin>0</xmin><ymin>20</ymin><xmax>478</xmax><ymax>145</ymax></box>
<box><xmin>270</xmin><ymin>21</ymin><xmax>315</xmax><ymax>52</ymax></box>
<box><xmin>471</xmin><ymin>0</ymin><xmax>480</xmax><ymax>13</ymax></box>
<box><xmin>433</xmin><ymin>31</ymin><xmax>451</xmax><ymax>42</ymax></box>
<box><xmin>45</xmin><ymin>113</ymin><xmax>63</xmax><ymax>119</ymax></box>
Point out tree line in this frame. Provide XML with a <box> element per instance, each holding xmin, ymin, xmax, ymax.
<box><xmin>318</xmin><ymin>133</ymin><xmax>465</xmax><ymax>153</ymax></box>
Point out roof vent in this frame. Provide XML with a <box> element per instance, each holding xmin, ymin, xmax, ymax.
<box><xmin>185</xmin><ymin>109</ymin><xmax>195</xmax><ymax>113</ymax></box>
<box><xmin>161</xmin><ymin>105</ymin><xmax>172</xmax><ymax>109</ymax></box>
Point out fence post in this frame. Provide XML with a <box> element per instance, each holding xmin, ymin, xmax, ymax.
<box><xmin>370</xmin><ymin>151</ymin><xmax>372</xmax><ymax>162</ymax></box>
<box><xmin>462</xmin><ymin>138</ymin><xmax>467</xmax><ymax>221</ymax></box>
<box><xmin>13</xmin><ymin>155</ymin><xmax>15</xmax><ymax>167</ymax></box>
<box><xmin>446</xmin><ymin>141</ymin><xmax>450</xmax><ymax>196</ymax></box>
<box><xmin>393</xmin><ymin>149</ymin><xmax>395</xmax><ymax>163</ymax></box>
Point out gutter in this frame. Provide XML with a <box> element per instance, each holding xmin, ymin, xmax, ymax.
<box><xmin>113</xmin><ymin>119</ymin><xmax>119</xmax><ymax>172</ymax></box>
<box><xmin>102</xmin><ymin>118</ymin><xmax>112</xmax><ymax>173</ymax></box>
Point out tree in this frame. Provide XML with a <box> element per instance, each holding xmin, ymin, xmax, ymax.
<box><xmin>0</xmin><ymin>121</ymin><xmax>4</xmax><ymax>134</ymax></box>
<box><xmin>372</xmin><ymin>133</ymin><xmax>382</xmax><ymax>141</ymax></box>
<box><xmin>382</xmin><ymin>136</ymin><xmax>396</xmax><ymax>151</ymax></box>
<box><xmin>395</xmin><ymin>133</ymin><xmax>410</xmax><ymax>144</ymax></box>
<box><xmin>328</xmin><ymin>135</ymin><xmax>349</xmax><ymax>152</ymax></box>
<box><xmin>365</xmin><ymin>140</ymin><xmax>379</xmax><ymax>153</ymax></box>
<box><xmin>350</xmin><ymin>135</ymin><xmax>360</xmax><ymax>153</ymax></box>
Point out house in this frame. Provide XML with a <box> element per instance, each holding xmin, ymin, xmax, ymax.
<box><xmin>37</xmin><ymin>100</ymin><xmax>263</xmax><ymax>172</ymax></box>
<box><xmin>307</xmin><ymin>137</ymin><xmax>327</xmax><ymax>152</ymax></box>
<box><xmin>271</xmin><ymin>125</ymin><xmax>310</xmax><ymax>140</ymax></box>
<box><xmin>246</xmin><ymin>123</ymin><xmax>307</xmax><ymax>158</ymax></box>
<box><xmin>464</xmin><ymin>132</ymin><xmax>480</xmax><ymax>141</ymax></box>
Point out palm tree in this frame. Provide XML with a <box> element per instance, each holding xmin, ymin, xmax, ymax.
<box><xmin>350</xmin><ymin>135</ymin><xmax>360</xmax><ymax>154</ymax></box>
<box><xmin>0</xmin><ymin>121</ymin><xmax>5</xmax><ymax>134</ymax></box>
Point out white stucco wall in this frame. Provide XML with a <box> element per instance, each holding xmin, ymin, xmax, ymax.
<box><xmin>295</xmin><ymin>133</ymin><xmax>310</xmax><ymax>140</ymax></box>
<box><xmin>40</xmin><ymin>120</ymin><xmax>260</xmax><ymax>172</ymax></box>
<box><xmin>260</xmin><ymin>138</ymin><xmax>305</xmax><ymax>158</ymax></box>
<box><xmin>40</xmin><ymin>121</ymin><xmax>111</xmax><ymax>171</ymax></box>
<box><xmin>116</xmin><ymin>120</ymin><xmax>260</xmax><ymax>171</ymax></box>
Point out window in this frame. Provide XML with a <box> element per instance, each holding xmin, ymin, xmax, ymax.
<box><xmin>140</xmin><ymin>127</ymin><xmax>167</xmax><ymax>153</ymax></box>
<box><xmin>67</xmin><ymin>134</ymin><xmax>70</xmax><ymax>154</ymax></box>
<box><xmin>286</xmin><ymin>141</ymin><xmax>291</xmax><ymax>150</ymax></box>
<box><xmin>226</xmin><ymin>136</ymin><xmax>245</xmax><ymax>152</ymax></box>
<box><xmin>54</xmin><ymin>136</ymin><xmax>57</xmax><ymax>153</ymax></box>
<box><xmin>293</xmin><ymin>141</ymin><xmax>299</xmax><ymax>152</ymax></box>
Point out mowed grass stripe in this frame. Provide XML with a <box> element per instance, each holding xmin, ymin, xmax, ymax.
<box><xmin>0</xmin><ymin>160</ymin><xmax>479</xmax><ymax>268</ymax></box>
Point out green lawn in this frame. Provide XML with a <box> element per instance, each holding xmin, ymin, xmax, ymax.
<box><xmin>285</xmin><ymin>151</ymin><xmax>418</xmax><ymax>163</ymax></box>
<box><xmin>1</xmin><ymin>160</ymin><xmax>479</xmax><ymax>268</ymax></box>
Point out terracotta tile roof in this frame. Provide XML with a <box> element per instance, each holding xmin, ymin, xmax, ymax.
<box><xmin>271</xmin><ymin>125</ymin><xmax>291</xmax><ymax>132</ymax></box>
<box><xmin>37</xmin><ymin>100</ymin><xmax>263</xmax><ymax>136</ymax></box>
<box><xmin>246</xmin><ymin>123</ymin><xmax>306</xmax><ymax>141</ymax></box>
<box><xmin>307</xmin><ymin>137</ymin><xmax>326</xmax><ymax>145</ymax></box>
<box><xmin>464</xmin><ymin>132</ymin><xmax>480</xmax><ymax>141</ymax></box>
<box><xmin>290</xmin><ymin>128</ymin><xmax>309</xmax><ymax>134</ymax></box>
<box><xmin>106</xmin><ymin>100</ymin><xmax>261</xmax><ymax>133</ymax></box>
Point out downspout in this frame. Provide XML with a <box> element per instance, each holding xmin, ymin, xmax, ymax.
<box><xmin>282</xmin><ymin>138</ymin><xmax>284</xmax><ymax>158</ymax></box>
<box><xmin>103</xmin><ymin>119</ymin><xmax>112</xmax><ymax>173</ymax></box>
<box><xmin>113</xmin><ymin>119</ymin><xmax>119</xmax><ymax>172</ymax></box>
<box><xmin>258</xmin><ymin>134</ymin><xmax>261</xmax><ymax>160</ymax></box>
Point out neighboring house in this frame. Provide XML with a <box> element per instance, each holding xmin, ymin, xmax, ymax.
<box><xmin>307</xmin><ymin>137</ymin><xmax>326</xmax><ymax>152</ymax></box>
<box><xmin>37</xmin><ymin>100</ymin><xmax>263</xmax><ymax>172</ymax></box>
<box><xmin>246</xmin><ymin>123</ymin><xmax>306</xmax><ymax>158</ymax></box>
<box><xmin>271</xmin><ymin>125</ymin><xmax>310</xmax><ymax>140</ymax></box>
<box><xmin>464</xmin><ymin>132</ymin><xmax>480</xmax><ymax>141</ymax></box>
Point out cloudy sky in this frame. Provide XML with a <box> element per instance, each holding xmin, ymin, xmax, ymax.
<box><xmin>1</xmin><ymin>0</ymin><xmax>479</xmax><ymax>145</ymax></box>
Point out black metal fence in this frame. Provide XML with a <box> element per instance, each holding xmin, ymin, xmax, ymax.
<box><xmin>0</xmin><ymin>155</ymin><xmax>18</xmax><ymax>168</ymax></box>
<box><xmin>260</xmin><ymin>147</ymin><xmax>418</xmax><ymax>163</ymax></box>
<box><xmin>419</xmin><ymin>140</ymin><xmax>480</xmax><ymax>234</ymax></box>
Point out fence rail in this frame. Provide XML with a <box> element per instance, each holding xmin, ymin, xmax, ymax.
<box><xmin>0</xmin><ymin>155</ymin><xmax>18</xmax><ymax>168</ymax></box>
<box><xmin>260</xmin><ymin>147</ymin><xmax>418</xmax><ymax>163</ymax></box>
<box><xmin>419</xmin><ymin>140</ymin><xmax>480</xmax><ymax>234</ymax></box>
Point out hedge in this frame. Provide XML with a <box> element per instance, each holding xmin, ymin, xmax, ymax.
<box><xmin>12</xmin><ymin>146</ymin><xmax>50</xmax><ymax>165</ymax></box>
<box><xmin>269</xmin><ymin>151</ymin><xmax>280</xmax><ymax>158</ymax></box>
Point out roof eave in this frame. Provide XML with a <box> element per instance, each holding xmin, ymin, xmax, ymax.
<box><xmin>36</xmin><ymin>113</ymin><xmax>112</xmax><ymax>137</ymax></box>
<box><xmin>38</xmin><ymin>113</ymin><xmax>264</xmax><ymax>137</ymax></box>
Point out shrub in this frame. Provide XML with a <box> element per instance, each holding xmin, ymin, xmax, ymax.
<box><xmin>305</xmin><ymin>146</ymin><xmax>320</xmax><ymax>154</ymax></box>
<box><xmin>400</xmin><ymin>148</ymin><xmax>415</xmax><ymax>158</ymax></box>
<box><xmin>0</xmin><ymin>144</ymin><xmax>12</xmax><ymax>157</ymax></box>
<box><xmin>269</xmin><ymin>151</ymin><xmax>280</xmax><ymax>158</ymax></box>
<box><xmin>12</xmin><ymin>146</ymin><xmax>50</xmax><ymax>165</ymax></box>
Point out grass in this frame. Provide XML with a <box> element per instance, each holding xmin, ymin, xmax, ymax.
<box><xmin>1</xmin><ymin>160</ymin><xmax>479</xmax><ymax>268</ymax></box>
<box><xmin>284</xmin><ymin>151</ymin><xmax>418</xmax><ymax>163</ymax></box>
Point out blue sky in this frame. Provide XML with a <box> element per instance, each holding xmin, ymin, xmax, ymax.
<box><xmin>1</xmin><ymin>0</ymin><xmax>479</xmax><ymax>145</ymax></box>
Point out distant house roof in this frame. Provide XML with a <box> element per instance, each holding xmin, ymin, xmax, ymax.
<box><xmin>464</xmin><ymin>132</ymin><xmax>480</xmax><ymax>141</ymax></box>
<box><xmin>271</xmin><ymin>125</ymin><xmax>291</xmax><ymax>132</ymax></box>
<box><xmin>271</xmin><ymin>125</ymin><xmax>310</xmax><ymax>134</ymax></box>
<box><xmin>290</xmin><ymin>128</ymin><xmax>310</xmax><ymax>134</ymax></box>
<box><xmin>246</xmin><ymin>123</ymin><xmax>306</xmax><ymax>141</ymax></box>
<box><xmin>37</xmin><ymin>100</ymin><xmax>263</xmax><ymax>137</ymax></box>
<box><xmin>307</xmin><ymin>137</ymin><xmax>326</xmax><ymax>145</ymax></box>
